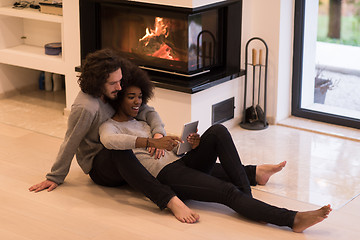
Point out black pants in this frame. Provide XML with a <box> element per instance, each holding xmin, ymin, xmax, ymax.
<box><xmin>157</xmin><ymin>124</ymin><xmax>297</xmax><ymax>227</ymax></box>
<box><xmin>89</xmin><ymin>148</ymin><xmax>175</xmax><ymax>210</ymax></box>
<box><xmin>88</xmin><ymin>147</ymin><xmax>254</xmax><ymax>211</ymax></box>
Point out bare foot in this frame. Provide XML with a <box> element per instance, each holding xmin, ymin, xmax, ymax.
<box><xmin>167</xmin><ymin>196</ymin><xmax>200</xmax><ymax>224</ymax></box>
<box><xmin>256</xmin><ymin>161</ymin><xmax>287</xmax><ymax>185</ymax></box>
<box><xmin>292</xmin><ymin>204</ymin><xmax>332</xmax><ymax>233</ymax></box>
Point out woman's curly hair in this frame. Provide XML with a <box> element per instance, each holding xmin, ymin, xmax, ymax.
<box><xmin>111</xmin><ymin>63</ymin><xmax>154</xmax><ymax>111</ymax></box>
<box><xmin>78</xmin><ymin>48</ymin><xmax>134</xmax><ymax>97</ymax></box>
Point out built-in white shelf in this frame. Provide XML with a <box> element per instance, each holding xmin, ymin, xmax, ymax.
<box><xmin>0</xmin><ymin>5</ymin><xmax>64</xmax><ymax>73</ymax></box>
<box><xmin>0</xmin><ymin>44</ymin><xmax>65</xmax><ymax>74</ymax></box>
<box><xmin>0</xmin><ymin>6</ymin><xmax>62</xmax><ymax>23</ymax></box>
<box><xmin>0</xmin><ymin>0</ymin><xmax>81</xmax><ymax>110</ymax></box>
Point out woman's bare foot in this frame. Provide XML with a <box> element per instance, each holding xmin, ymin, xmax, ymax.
<box><xmin>292</xmin><ymin>204</ymin><xmax>332</xmax><ymax>233</ymax></box>
<box><xmin>256</xmin><ymin>161</ymin><xmax>287</xmax><ymax>185</ymax></box>
<box><xmin>167</xmin><ymin>196</ymin><xmax>200</xmax><ymax>224</ymax></box>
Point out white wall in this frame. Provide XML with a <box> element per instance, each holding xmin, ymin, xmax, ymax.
<box><xmin>63</xmin><ymin>0</ymin><xmax>81</xmax><ymax>111</ymax></box>
<box><xmin>242</xmin><ymin>0</ymin><xmax>294</xmax><ymax>124</ymax></box>
<box><xmin>0</xmin><ymin>64</ymin><xmax>39</xmax><ymax>97</ymax></box>
<box><xmin>276</xmin><ymin>0</ymin><xmax>295</xmax><ymax>122</ymax></box>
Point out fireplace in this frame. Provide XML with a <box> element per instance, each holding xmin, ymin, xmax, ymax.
<box><xmin>101</xmin><ymin>4</ymin><xmax>222</xmax><ymax>76</ymax></box>
<box><xmin>79</xmin><ymin>0</ymin><xmax>242</xmax><ymax>80</ymax></box>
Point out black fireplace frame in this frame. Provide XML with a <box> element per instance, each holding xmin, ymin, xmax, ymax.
<box><xmin>79</xmin><ymin>0</ymin><xmax>243</xmax><ymax>93</ymax></box>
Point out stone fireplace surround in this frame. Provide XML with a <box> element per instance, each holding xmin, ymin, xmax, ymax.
<box><xmin>79</xmin><ymin>0</ymin><xmax>244</xmax><ymax>135</ymax></box>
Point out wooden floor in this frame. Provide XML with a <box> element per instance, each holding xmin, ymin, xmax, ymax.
<box><xmin>1</xmin><ymin>91</ymin><xmax>360</xmax><ymax>240</ymax></box>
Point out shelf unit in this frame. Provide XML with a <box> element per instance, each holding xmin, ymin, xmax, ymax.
<box><xmin>0</xmin><ymin>0</ymin><xmax>81</xmax><ymax>112</ymax></box>
<box><xmin>0</xmin><ymin>5</ymin><xmax>62</xmax><ymax>21</ymax></box>
<box><xmin>0</xmin><ymin>4</ymin><xmax>65</xmax><ymax>74</ymax></box>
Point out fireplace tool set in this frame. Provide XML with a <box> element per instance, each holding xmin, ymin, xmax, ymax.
<box><xmin>240</xmin><ymin>37</ymin><xmax>269</xmax><ymax>130</ymax></box>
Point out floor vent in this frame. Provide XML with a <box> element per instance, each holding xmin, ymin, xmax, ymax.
<box><xmin>212</xmin><ymin>97</ymin><xmax>235</xmax><ymax>125</ymax></box>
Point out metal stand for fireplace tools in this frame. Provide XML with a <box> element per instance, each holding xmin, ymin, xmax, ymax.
<box><xmin>240</xmin><ymin>37</ymin><xmax>269</xmax><ymax>130</ymax></box>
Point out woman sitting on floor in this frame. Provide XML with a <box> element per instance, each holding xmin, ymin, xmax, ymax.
<box><xmin>98</xmin><ymin>69</ymin><xmax>331</xmax><ymax>232</ymax></box>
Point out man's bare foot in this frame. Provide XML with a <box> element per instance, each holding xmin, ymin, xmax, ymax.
<box><xmin>256</xmin><ymin>161</ymin><xmax>287</xmax><ymax>185</ymax></box>
<box><xmin>167</xmin><ymin>196</ymin><xmax>200</xmax><ymax>224</ymax></box>
<box><xmin>292</xmin><ymin>204</ymin><xmax>332</xmax><ymax>233</ymax></box>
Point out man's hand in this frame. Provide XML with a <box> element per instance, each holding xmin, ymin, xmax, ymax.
<box><xmin>29</xmin><ymin>180</ymin><xmax>58</xmax><ymax>193</ymax></box>
<box><xmin>149</xmin><ymin>133</ymin><xmax>165</xmax><ymax>159</ymax></box>
<box><xmin>187</xmin><ymin>133</ymin><xmax>201</xmax><ymax>149</ymax></box>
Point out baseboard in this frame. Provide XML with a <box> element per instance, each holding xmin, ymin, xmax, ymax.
<box><xmin>278</xmin><ymin>116</ymin><xmax>360</xmax><ymax>142</ymax></box>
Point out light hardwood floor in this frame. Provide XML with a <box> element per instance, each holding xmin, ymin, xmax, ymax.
<box><xmin>1</xmin><ymin>91</ymin><xmax>359</xmax><ymax>240</ymax></box>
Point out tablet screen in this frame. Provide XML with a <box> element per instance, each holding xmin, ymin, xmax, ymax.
<box><xmin>177</xmin><ymin>121</ymin><xmax>199</xmax><ymax>155</ymax></box>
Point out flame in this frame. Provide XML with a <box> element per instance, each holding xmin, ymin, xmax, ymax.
<box><xmin>139</xmin><ymin>17</ymin><xmax>168</xmax><ymax>47</ymax></box>
<box><xmin>139</xmin><ymin>17</ymin><xmax>178</xmax><ymax>61</ymax></box>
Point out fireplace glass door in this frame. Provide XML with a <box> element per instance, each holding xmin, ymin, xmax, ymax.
<box><xmin>100</xmin><ymin>4</ymin><xmax>222</xmax><ymax>75</ymax></box>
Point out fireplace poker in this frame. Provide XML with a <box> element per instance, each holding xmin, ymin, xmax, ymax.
<box><xmin>256</xmin><ymin>49</ymin><xmax>265</xmax><ymax>123</ymax></box>
<box><xmin>252</xmin><ymin>48</ymin><xmax>256</xmax><ymax>109</ymax></box>
<box><xmin>246</xmin><ymin>48</ymin><xmax>257</xmax><ymax>123</ymax></box>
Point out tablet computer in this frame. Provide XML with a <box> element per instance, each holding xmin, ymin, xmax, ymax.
<box><xmin>177</xmin><ymin>121</ymin><xmax>199</xmax><ymax>155</ymax></box>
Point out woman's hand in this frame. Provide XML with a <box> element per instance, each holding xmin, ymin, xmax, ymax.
<box><xmin>149</xmin><ymin>133</ymin><xmax>165</xmax><ymax>159</ymax></box>
<box><xmin>29</xmin><ymin>180</ymin><xmax>58</xmax><ymax>192</ymax></box>
<box><xmin>150</xmin><ymin>136</ymin><xmax>182</xmax><ymax>151</ymax></box>
<box><xmin>187</xmin><ymin>133</ymin><xmax>201</xmax><ymax>149</ymax></box>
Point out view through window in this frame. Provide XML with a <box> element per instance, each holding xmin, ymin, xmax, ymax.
<box><xmin>314</xmin><ymin>0</ymin><xmax>360</xmax><ymax>118</ymax></box>
<box><xmin>293</xmin><ymin>0</ymin><xmax>360</xmax><ymax>128</ymax></box>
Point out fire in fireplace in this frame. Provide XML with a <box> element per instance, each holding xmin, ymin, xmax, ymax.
<box><xmin>100</xmin><ymin>4</ymin><xmax>220</xmax><ymax>76</ymax></box>
<box><xmin>138</xmin><ymin>17</ymin><xmax>178</xmax><ymax>60</ymax></box>
<box><xmin>80</xmin><ymin>0</ymin><xmax>242</xmax><ymax>79</ymax></box>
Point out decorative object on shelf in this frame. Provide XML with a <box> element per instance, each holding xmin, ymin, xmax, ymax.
<box><xmin>44</xmin><ymin>42</ymin><xmax>61</xmax><ymax>55</ymax></box>
<box><xmin>44</xmin><ymin>71</ymin><xmax>53</xmax><ymax>91</ymax></box>
<box><xmin>38</xmin><ymin>71</ymin><xmax>45</xmax><ymax>90</ymax></box>
<box><xmin>12</xmin><ymin>1</ymin><xmax>40</xmax><ymax>9</ymax></box>
<box><xmin>39</xmin><ymin>1</ymin><xmax>62</xmax><ymax>16</ymax></box>
<box><xmin>240</xmin><ymin>37</ymin><xmax>269</xmax><ymax>130</ymax></box>
<box><xmin>52</xmin><ymin>73</ymin><xmax>63</xmax><ymax>91</ymax></box>
<box><xmin>43</xmin><ymin>72</ymin><xmax>64</xmax><ymax>91</ymax></box>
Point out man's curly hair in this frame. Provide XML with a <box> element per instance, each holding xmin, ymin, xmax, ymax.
<box><xmin>78</xmin><ymin>48</ymin><xmax>134</xmax><ymax>97</ymax></box>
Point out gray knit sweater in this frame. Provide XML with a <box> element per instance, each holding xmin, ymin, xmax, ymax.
<box><xmin>99</xmin><ymin>119</ymin><xmax>179</xmax><ymax>177</ymax></box>
<box><xmin>46</xmin><ymin>91</ymin><xmax>166</xmax><ymax>184</ymax></box>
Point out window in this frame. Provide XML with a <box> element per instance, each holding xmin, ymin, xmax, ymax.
<box><xmin>292</xmin><ymin>0</ymin><xmax>360</xmax><ymax>129</ymax></box>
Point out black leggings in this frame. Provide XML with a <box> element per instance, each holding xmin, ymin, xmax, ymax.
<box><xmin>88</xmin><ymin>140</ymin><xmax>235</xmax><ymax>210</ymax></box>
<box><xmin>89</xmin><ymin>148</ymin><xmax>175</xmax><ymax>210</ymax></box>
<box><xmin>157</xmin><ymin>124</ymin><xmax>297</xmax><ymax>227</ymax></box>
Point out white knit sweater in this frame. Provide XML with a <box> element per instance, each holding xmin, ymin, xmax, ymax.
<box><xmin>100</xmin><ymin>119</ymin><xmax>179</xmax><ymax>177</ymax></box>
